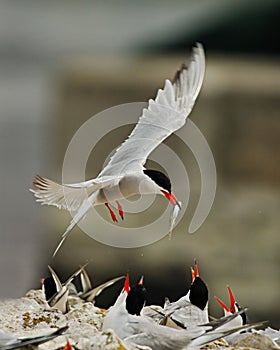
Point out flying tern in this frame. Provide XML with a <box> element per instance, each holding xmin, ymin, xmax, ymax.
<box><xmin>31</xmin><ymin>43</ymin><xmax>206</xmax><ymax>256</ymax></box>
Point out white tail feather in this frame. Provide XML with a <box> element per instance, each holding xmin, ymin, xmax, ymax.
<box><xmin>52</xmin><ymin>193</ymin><xmax>98</xmax><ymax>257</ymax></box>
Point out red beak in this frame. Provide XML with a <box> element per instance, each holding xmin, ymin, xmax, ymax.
<box><xmin>228</xmin><ymin>286</ymin><xmax>236</xmax><ymax>314</ymax></box>
<box><xmin>215</xmin><ymin>286</ymin><xmax>236</xmax><ymax>314</ymax></box>
<box><xmin>161</xmin><ymin>190</ymin><xmax>181</xmax><ymax>208</ymax></box>
<box><xmin>191</xmin><ymin>260</ymin><xmax>199</xmax><ymax>283</ymax></box>
<box><xmin>215</xmin><ymin>295</ymin><xmax>230</xmax><ymax>313</ymax></box>
<box><xmin>122</xmin><ymin>274</ymin><xmax>130</xmax><ymax>294</ymax></box>
<box><xmin>63</xmin><ymin>340</ymin><xmax>72</xmax><ymax>350</ymax></box>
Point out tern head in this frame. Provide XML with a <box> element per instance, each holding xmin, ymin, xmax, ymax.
<box><xmin>215</xmin><ymin>286</ymin><xmax>238</xmax><ymax>315</ymax></box>
<box><xmin>122</xmin><ymin>274</ymin><xmax>130</xmax><ymax>294</ymax></box>
<box><xmin>215</xmin><ymin>286</ymin><xmax>248</xmax><ymax>325</ymax></box>
<box><xmin>143</xmin><ymin>169</ymin><xmax>181</xmax><ymax>208</ymax></box>
<box><xmin>191</xmin><ymin>259</ymin><xmax>199</xmax><ymax>283</ymax></box>
<box><xmin>126</xmin><ymin>276</ymin><xmax>148</xmax><ymax>316</ymax></box>
<box><xmin>188</xmin><ymin>261</ymin><xmax>208</xmax><ymax>311</ymax></box>
<box><xmin>41</xmin><ymin>276</ymin><xmax>58</xmax><ymax>302</ymax></box>
<box><xmin>112</xmin><ymin>273</ymin><xmax>130</xmax><ymax>308</ymax></box>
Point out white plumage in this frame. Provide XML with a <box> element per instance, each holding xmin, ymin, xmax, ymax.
<box><xmin>31</xmin><ymin>43</ymin><xmax>206</xmax><ymax>256</ymax></box>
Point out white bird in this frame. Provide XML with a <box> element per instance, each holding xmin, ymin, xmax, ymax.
<box><xmin>215</xmin><ymin>286</ymin><xmax>247</xmax><ymax>327</ymax></box>
<box><xmin>102</xmin><ymin>273</ymin><xmax>131</xmax><ymax>338</ymax></box>
<box><xmin>102</xmin><ymin>274</ymin><xmax>262</xmax><ymax>350</ymax></box>
<box><xmin>215</xmin><ymin>286</ymin><xmax>250</xmax><ymax>344</ymax></box>
<box><xmin>162</xmin><ymin>260</ymin><xmax>209</xmax><ymax>328</ymax></box>
<box><xmin>125</xmin><ymin>312</ymin><xmax>261</xmax><ymax>350</ymax></box>
<box><xmin>42</xmin><ymin>264</ymin><xmax>86</xmax><ymax>313</ymax></box>
<box><xmin>30</xmin><ymin>43</ymin><xmax>205</xmax><ymax>257</ymax></box>
<box><xmin>144</xmin><ymin>260</ymin><xmax>209</xmax><ymax>328</ymax></box>
<box><xmin>125</xmin><ymin>312</ymin><xmax>265</xmax><ymax>350</ymax></box>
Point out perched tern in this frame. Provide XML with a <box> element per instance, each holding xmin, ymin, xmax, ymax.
<box><xmin>102</xmin><ymin>274</ymin><xmax>131</xmax><ymax>338</ymax></box>
<box><xmin>103</xmin><ymin>274</ymin><xmax>152</xmax><ymax>339</ymax></box>
<box><xmin>215</xmin><ymin>286</ymin><xmax>251</xmax><ymax>344</ymax></box>
<box><xmin>125</xmin><ymin>311</ymin><xmax>262</xmax><ymax>350</ymax></box>
<box><xmin>215</xmin><ymin>286</ymin><xmax>248</xmax><ymax>327</ymax></box>
<box><xmin>161</xmin><ymin>260</ymin><xmax>209</xmax><ymax>328</ymax></box>
<box><xmin>103</xmin><ymin>274</ymin><xmax>261</xmax><ymax>350</ymax></box>
<box><xmin>126</xmin><ymin>276</ymin><xmax>148</xmax><ymax>316</ymax></box>
<box><xmin>30</xmin><ymin>43</ymin><xmax>206</xmax><ymax>256</ymax></box>
<box><xmin>142</xmin><ymin>260</ymin><xmax>208</xmax><ymax>326</ymax></box>
<box><xmin>42</xmin><ymin>264</ymin><xmax>85</xmax><ymax>313</ymax></box>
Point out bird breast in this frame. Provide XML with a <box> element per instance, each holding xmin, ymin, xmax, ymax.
<box><xmin>96</xmin><ymin>174</ymin><xmax>158</xmax><ymax>203</ymax></box>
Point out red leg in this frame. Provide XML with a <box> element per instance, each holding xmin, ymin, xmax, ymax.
<box><xmin>116</xmin><ymin>200</ymin><xmax>124</xmax><ymax>220</ymax></box>
<box><xmin>105</xmin><ymin>203</ymin><xmax>117</xmax><ymax>222</ymax></box>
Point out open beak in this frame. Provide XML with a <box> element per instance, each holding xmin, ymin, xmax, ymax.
<box><xmin>215</xmin><ymin>286</ymin><xmax>236</xmax><ymax>314</ymax></box>
<box><xmin>161</xmin><ymin>190</ymin><xmax>181</xmax><ymax>209</ymax></box>
<box><xmin>228</xmin><ymin>286</ymin><xmax>236</xmax><ymax>314</ymax></box>
<box><xmin>191</xmin><ymin>260</ymin><xmax>199</xmax><ymax>283</ymax></box>
<box><xmin>215</xmin><ymin>295</ymin><xmax>230</xmax><ymax>313</ymax></box>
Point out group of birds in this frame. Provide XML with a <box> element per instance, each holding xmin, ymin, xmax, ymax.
<box><xmin>0</xmin><ymin>262</ymin><xmax>265</xmax><ymax>349</ymax></box>
<box><xmin>102</xmin><ymin>262</ymin><xmax>264</xmax><ymax>350</ymax></box>
<box><xmin>18</xmin><ymin>43</ymin><xmax>275</xmax><ymax>349</ymax></box>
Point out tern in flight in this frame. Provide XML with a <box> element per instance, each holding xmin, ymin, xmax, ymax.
<box><xmin>31</xmin><ymin>43</ymin><xmax>205</xmax><ymax>256</ymax></box>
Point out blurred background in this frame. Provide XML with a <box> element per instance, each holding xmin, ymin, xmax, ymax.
<box><xmin>0</xmin><ymin>0</ymin><xmax>279</xmax><ymax>327</ymax></box>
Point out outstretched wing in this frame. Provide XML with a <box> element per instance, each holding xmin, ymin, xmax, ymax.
<box><xmin>99</xmin><ymin>43</ymin><xmax>205</xmax><ymax>177</ymax></box>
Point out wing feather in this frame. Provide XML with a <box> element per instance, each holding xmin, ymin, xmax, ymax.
<box><xmin>30</xmin><ymin>175</ymin><xmax>121</xmax><ymax>211</ymax></box>
<box><xmin>99</xmin><ymin>43</ymin><xmax>205</xmax><ymax>176</ymax></box>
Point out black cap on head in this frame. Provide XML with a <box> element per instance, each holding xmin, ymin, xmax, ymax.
<box><xmin>43</xmin><ymin>276</ymin><xmax>58</xmax><ymax>301</ymax></box>
<box><xmin>126</xmin><ymin>281</ymin><xmax>148</xmax><ymax>316</ymax></box>
<box><xmin>235</xmin><ymin>302</ymin><xmax>249</xmax><ymax>325</ymax></box>
<box><xmin>189</xmin><ymin>276</ymin><xmax>208</xmax><ymax>311</ymax></box>
<box><xmin>144</xmin><ymin>169</ymin><xmax>171</xmax><ymax>193</ymax></box>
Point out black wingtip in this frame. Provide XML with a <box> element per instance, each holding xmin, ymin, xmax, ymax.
<box><xmin>172</xmin><ymin>43</ymin><xmax>204</xmax><ymax>85</ymax></box>
<box><xmin>33</xmin><ymin>175</ymin><xmax>48</xmax><ymax>190</ymax></box>
<box><xmin>172</xmin><ymin>63</ymin><xmax>188</xmax><ymax>84</ymax></box>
